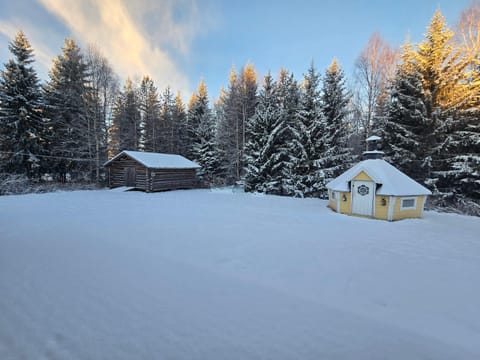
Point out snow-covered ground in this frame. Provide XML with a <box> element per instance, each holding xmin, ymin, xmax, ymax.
<box><xmin>1</xmin><ymin>189</ymin><xmax>479</xmax><ymax>359</ymax></box>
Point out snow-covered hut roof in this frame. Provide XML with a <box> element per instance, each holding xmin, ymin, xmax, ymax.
<box><xmin>326</xmin><ymin>159</ymin><xmax>432</xmax><ymax>196</ymax></box>
<box><xmin>104</xmin><ymin>150</ymin><xmax>200</xmax><ymax>169</ymax></box>
<box><xmin>366</xmin><ymin>135</ymin><xmax>381</xmax><ymax>141</ymax></box>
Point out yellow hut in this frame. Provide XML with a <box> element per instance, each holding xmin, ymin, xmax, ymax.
<box><xmin>326</xmin><ymin>136</ymin><xmax>432</xmax><ymax>221</ymax></box>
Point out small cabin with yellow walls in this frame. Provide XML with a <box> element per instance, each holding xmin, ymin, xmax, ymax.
<box><xmin>326</xmin><ymin>136</ymin><xmax>432</xmax><ymax>221</ymax></box>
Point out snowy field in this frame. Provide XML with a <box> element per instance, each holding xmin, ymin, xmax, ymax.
<box><xmin>1</xmin><ymin>189</ymin><xmax>479</xmax><ymax>359</ymax></box>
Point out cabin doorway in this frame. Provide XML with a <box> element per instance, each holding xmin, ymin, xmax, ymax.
<box><xmin>125</xmin><ymin>167</ymin><xmax>136</xmax><ymax>187</ymax></box>
<box><xmin>351</xmin><ymin>180</ymin><xmax>375</xmax><ymax>216</ymax></box>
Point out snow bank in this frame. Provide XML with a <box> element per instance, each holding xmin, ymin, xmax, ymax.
<box><xmin>0</xmin><ymin>189</ymin><xmax>479</xmax><ymax>359</ymax></box>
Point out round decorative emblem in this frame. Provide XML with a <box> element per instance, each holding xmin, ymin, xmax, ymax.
<box><xmin>357</xmin><ymin>185</ymin><xmax>369</xmax><ymax>196</ymax></box>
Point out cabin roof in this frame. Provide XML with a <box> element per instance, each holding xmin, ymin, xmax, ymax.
<box><xmin>104</xmin><ymin>150</ymin><xmax>201</xmax><ymax>169</ymax></box>
<box><xmin>326</xmin><ymin>159</ymin><xmax>432</xmax><ymax>196</ymax></box>
<box><xmin>366</xmin><ymin>135</ymin><xmax>381</xmax><ymax>141</ymax></box>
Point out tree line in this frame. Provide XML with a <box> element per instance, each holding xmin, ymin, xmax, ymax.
<box><xmin>0</xmin><ymin>4</ymin><xmax>478</xmax><ymax>213</ymax></box>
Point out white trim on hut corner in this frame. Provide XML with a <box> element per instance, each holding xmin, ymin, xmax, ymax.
<box><xmin>388</xmin><ymin>196</ymin><xmax>395</xmax><ymax>221</ymax></box>
<box><xmin>421</xmin><ymin>196</ymin><xmax>426</xmax><ymax>217</ymax></box>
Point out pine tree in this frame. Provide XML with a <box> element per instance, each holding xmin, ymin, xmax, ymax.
<box><xmin>293</xmin><ymin>62</ymin><xmax>325</xmax><ymax>197</ymax></box>
<box><xmin>0</xmin><ymin>31</ymin><xmax>44</xmax><ymax>179</ymax></box>
<box><xmin>216</xmin><ymin>69</ymin><xmax>239</xmax><ymax>184</ymax></box>
<box><xmin>319</xmin><ymin>59</ymin><xmax>354</xmax><ymax>182</ymax></box>
<box><xmin>213</xmin><ymin>87</ymin><xmax>228</xmax><ymax>179</ymax></box>
<box><xmin>244</xmin><ymin>73</ymin><xmax>288</xmax><ymax>195</ymax></box>
<box><xmin>216</xmin><ymin>64</ymin><xmax>258</xmax><ymax>184</ymax></box>
<box><xmin>238</xmin><ymin>63</ymin><xmax>258</xmax><ymax>175</ymax></box>
<box><xmin>216</xmin><ymin>67</ymin><xmax>240</xmax><ymax>183</ymax></box>
<box><xmin>44</xmin><ymin>38</ymin><xmax>90</xmax><ymax>182</ymax></box>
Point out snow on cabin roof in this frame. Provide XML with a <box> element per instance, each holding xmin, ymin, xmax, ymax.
<box><xmin>104</xmin><ymin>150</ymin><xmax>201</xmax><ymax>169</ymax></box>
<box><xmin>326</xmin><ymin>159</ymin><xmax>432</xmax><ymax>196</ymax></box>
<box><xmin>366</xmin><ymin>135</ymin><xmax>381</xmax><ymax>141</ymax></box>
<box><xmin>362</xmin><ymin>150</ymin><xmax>385</xmax><ymax>155</ymax></box>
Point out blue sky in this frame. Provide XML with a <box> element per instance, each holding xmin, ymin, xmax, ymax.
<box><xmin>0</xmin><ymin>0</ymin><xmax>474</xmax><ymax>100</ymax></box>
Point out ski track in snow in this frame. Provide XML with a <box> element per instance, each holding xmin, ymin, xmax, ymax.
<box><xmin>0</xmin><ymin>189</ymin><xmax>479</xmax><ymax>359</ymax></box>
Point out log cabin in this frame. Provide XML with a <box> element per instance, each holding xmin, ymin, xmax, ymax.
<box><xmin>104</xmin><ymin>150</ymin><xmax>200</xmax><ymax>192</ymax></box>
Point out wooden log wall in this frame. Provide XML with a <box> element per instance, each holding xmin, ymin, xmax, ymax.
<box><xmin>107</xmin><ymin>155</ymin><xmax>148</xmax><ymax>190</ymax></box>
<box><xmin>149</xmin><ymin>169</ymin><xmax>198</xmax><ymax>192</ymax></box>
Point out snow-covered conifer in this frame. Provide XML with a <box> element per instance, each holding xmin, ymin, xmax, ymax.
<box><xmin>109</xmin><ymin>78</ymin><xmax>141</xmax><ymax>154</ymax></box>
<box><xmin>172</xmin><ymin>92</ymin><xmax>188</xmax><ymax>156</ymax></box>
<box><xmin>216</xmin><ymin>64</ymin><xmax>258</xmax><ymax>184</ymax></box>
<box><xmin>275</xmin><ymin>68</ymin><xmax>302</xmax><ymax>195</ymax></box>
<box><xmin>139</xmin><ymin>76</ymin><xmax>160</xmax><ymax>152</ymax></box>
<box><xmin>44</xmin><ymin>38</ymin><xmax>90</xmax><ymax>181</ymax></box>
<box><xmin>292</xmin><ymin>62</ymin><xmax>326</xmax><ymax>197</ymax></box>
<box><xmin>188</xmin><ymin>80</ymin><xmax>219</xmax><ymax>184</ymax></box>
<box><xmin>0</xmin><ymin>31</ymin><xmax>44</xmax><ymax>178</ymax></box>
<box><xmin>382</xmin><ymin>60</ymin><xmax>430</xmax><ymax>183</ymax></box>
<box><xmin>244</xmin><ymin>73</ymin><xmax>288</xmax><ymax>194</ymax></box>
<box><xmin>319</xmin><ymin>59</ymin><xmax>354</xmax><ymax>182</ymax></box>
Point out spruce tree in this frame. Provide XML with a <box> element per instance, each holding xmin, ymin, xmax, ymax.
<box><xmin>407</xmin><ymin>10</ymin><xmax>479</xmax><ymax>209</ymax></box>
<box><xmin>188</xmin><ymin>80</ymin><xmax>219</xmax><ymax>183</ymax></box>
<box><xmin>430</xmin><ymin>5</ymin><xmax>480</xmax><ymax>208</ymax></box>
<box><xmin>244</xmin><ymin>73</ymin><xmax>288</xmax><ymax>194</ymax></box>
<box><xmin>0</xmin><ymin>31</ymin><xmax>44</xmax><ymax>178</ymax></box>
<box><xmin>139</xmin><ymin>76</ymin><xmax>160</xmax><ymax>152</ymax></box>
<box><xmin>44</xmin><ymin>38</ymin><xmax>90</xmax><ymax>181</ymax></box>
<box><xmin>216</xmin><ymin>67</ymin><xmax>242</xmax><ymax>184</ymax></box>
<box><xmin>408</xmin><ymin>10</ymin><xmax>465</xmax><ymax>182</ymax></box>
<box><xmin>434</xmin><ymin>110</ymin><xmax>480</xmax><ymax>206</ymax></box>
<box><xmin>293</xmin><ymin>62</ymin><xmax>325</xmax><ymax>198</ymax></box>
<box><xmin>158</xmin><ymin>86</ymin><xmax>175</xmax><ymax>153</ymax></box>
<box><xmin>275</xmin><ymin>68</ymin><xmax>302</xmax><ymax>196</ymax></box>
<box><xmin>319</xmin><ymin>59</ymin><xmax>354</xmax><ymax>182</ymax></box>
<box><xmin>109</xmin><ymin>78</ymin><xmax>141</xmax><ymax>153</ymax></box>
<box><xmin>172</xmin><ymin>92</ymin><xmax>188</xmax><ymax>156</ymax></box>
<box><xmin>213</xmin><ymin>88</ymin><xmax>229</xmax><ymax>180</ymax></box>
<box><xmin>382</xmin><ymin>58</ymin><xmax>429</xmax><ymax>183</ymax></box>
<box><xmin>413</xmin><ymin>11</ymin><xmax>464</xmax><ymax>116</ymax></box>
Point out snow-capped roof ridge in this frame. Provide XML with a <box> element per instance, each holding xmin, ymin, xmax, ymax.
<box><xmin>366</xmin><ymin>135</ymin><xmax>381</xmax><ymax>141</ymax></box>
<box><xmin>104</xmin><ymin>150</ymin><xmax>200</xmax><ymax>169</ymax></box>
<box><xmin>326</xmin><ymin>159</ymin><xmax>432</xmax><ymax>196</ymax></box>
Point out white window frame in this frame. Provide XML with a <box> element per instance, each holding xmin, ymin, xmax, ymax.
<box><xmin>331</xmin><ymin>191</ymin><xmax>336</xmax><ymax>200</ymax></box>
<box><xmin>400</xmin><ymin>197</ymin><xmax>417</xmax><ymax>210</ymax></box>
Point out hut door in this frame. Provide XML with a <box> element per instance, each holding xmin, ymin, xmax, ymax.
<box><xmin>125</xmin><ymin>167</ymin><xmax>136</xmax><ymax>187</ymax></box>
<box><xmin>351</xmin><ymin>180</ymin><xmax>375</xmax><ymax>216</ymax></box>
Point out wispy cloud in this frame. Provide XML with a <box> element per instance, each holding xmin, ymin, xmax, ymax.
<box><xmin>0</xmin><ymin>18</ymin><xmax>56</xmax><ymax>71</ymax></box>
<box><xmin>36</xmin><ymin>0</ymin><xmax>215</xmax><ymax>95</ymax></box>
